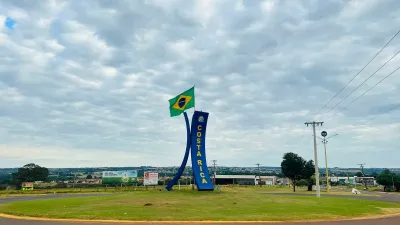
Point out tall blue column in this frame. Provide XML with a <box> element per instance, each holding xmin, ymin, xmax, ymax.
<box><xmin>165</xmin><ymin>111</ymin><xmax>191</xmax><ymax>191</ymax></box>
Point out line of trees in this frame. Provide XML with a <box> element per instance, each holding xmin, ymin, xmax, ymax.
<box><xmin>280</xmin><ymin>152</ymin><xmax>316</xmax><ymax>192</ymax></box>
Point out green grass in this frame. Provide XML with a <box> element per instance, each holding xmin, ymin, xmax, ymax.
<box><xmin>0</xmin><ymin>185</ymin><xmax>296</xmax><ymax>196</ymax></box>
<box><xmin>0</xmin><ymin>188</ymin><xmax>399</xmax><ymax>221</ymax></box>
<box><xmin>0</xmin><ymin>185</ymin><xmax>381</xmax><ymax>198</ymax></box>
<box><xmin>0</xmin><ymin>185</ymin><xmax>169</xmax><ymax>196</ymax></box>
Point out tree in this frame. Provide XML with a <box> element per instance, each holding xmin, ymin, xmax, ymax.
<box><xmin>281</xmin><ymin>152</ymin><xmax>306</xmax><ymax>192</ymax></box>
<box><xmin>377</xmin><ymin>169</ymin><xmax>400</xmax><ymax>192</ymax></box>
<box><xmin>302</xmin><ymin>160</ymin><xmax>315</xmax><ymax>191</ymax></box>
<box><xmin>86</xmin><ymin>175</ymin><xmax>93</xmax><ymax>179</ymax></box>
<box><xmin>371</xmin><ymin>172</ymin><xmax>379</xmax><ymax>178</ymax></box>
<box><xmin>355</xmin><ymin>172</ymin><xmax>363</xmax><ymax>177</ymax></box>
<box><xmin>12</xmin><ymin>163</ymin><xmax>49</xmax><ymax>189</ymax></box>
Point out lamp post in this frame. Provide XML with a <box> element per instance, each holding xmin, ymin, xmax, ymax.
<box><xmin>317</xmin><ymin>132</ymin><xmax>338</xmax><ymax>192</ymax></box>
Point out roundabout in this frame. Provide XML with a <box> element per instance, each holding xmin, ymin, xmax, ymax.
<box><xmin>0</xmin><ymin>190</ymin><xmax>399</xmax><ymax>225</ymax></box>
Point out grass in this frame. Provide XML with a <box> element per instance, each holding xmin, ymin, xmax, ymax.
<box><xmin>0</xmin><ymin>188</ymin><xmax>399</xmax><ymax>221</ymax></box>
<box><xmin>0</xmin><ymin>185</ymin><xmax>382</xmax><ymax>198</ymax></box>
<box><xmin>0</xmin><ymin>185</ymin><xmax>167</xmax><ymax>196</ymax></box>
<box><xmin>0</xmin><ymin>185</ymin><xmax>296</xmax><ymax>196</ymax></box>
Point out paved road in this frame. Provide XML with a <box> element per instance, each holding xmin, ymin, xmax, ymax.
<box><xmin>265</xmin><ymin>192</ymin><xmax>400</xmax><ymax>203</ymax></box>
<box><xmin>0</xmin><ymin>193</ymin><xmax>399</xmax><ymax>225</ymax></box>
<box><xmin>1</xmin><ymin>216</ymin><xmax>399</xmax><ymax>225</ymax></box>
<box><xmin>0</xmin><ymin>193</ymin><xmax>110</xmax><ymax>204</ymax></box>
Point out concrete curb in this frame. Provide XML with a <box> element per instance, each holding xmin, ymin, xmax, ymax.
<box><xmin>1</xmin><ymin>212</ymin><xmax>400</xmax><ymax>224</ymax></box>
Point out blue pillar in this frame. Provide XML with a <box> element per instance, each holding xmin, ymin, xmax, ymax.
<box><xmin>165</xmin><ymin>112</ymin><xmax>191</xmax><ymax>191</ymax></box>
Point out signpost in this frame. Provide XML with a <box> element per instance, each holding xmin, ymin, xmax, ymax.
<box><xmin>102</xmin><ymin>170</ymin><xmax>138</xmax><ymax>184</ymax></box>
<box><xmin>144</xmin><ymin>172</ymin><xmax>159</xmax><ymax>186</ymax></box>
<box><xmin>321</xmin><ymin>131</ymin><xmax>329</xmax><ymax>192</ymax></box>
<box><xmin>320</xmin><ymin>131</ymin><xmax>338</xmax><ymax>192</ymax></box>
<box><xmin>21</xmin><ymin>182</ymin><xmax>34</xmax><ymax>191</ymax></box>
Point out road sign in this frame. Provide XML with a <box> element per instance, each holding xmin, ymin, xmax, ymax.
<box><xmin>321</xmin><ymin>131</ymin><xmax>327</xmax><ymax>137</ymax></box>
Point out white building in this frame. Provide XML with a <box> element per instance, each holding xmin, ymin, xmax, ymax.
<box><xmin>214</xmin><ymin>175</ymin><xmax>277</xmax><ymax>185</ymax></box>
<box><xmin>329</xmin><ymin>176</ymin><xmax>376</xmax><ymax>186</ymax></box>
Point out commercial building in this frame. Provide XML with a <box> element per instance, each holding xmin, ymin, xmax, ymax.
<box><xmin>214</xmin><ymin>175</ymin><xmax>277</xmax><ymax>185</ymax></box>
<box><xmin>330</xmin><ymin>176</ymin><xmax>376</xmax><ymax>186</ymax></box>
<box><xmin>260</xmin><ymin>176</ymin><xmax>278</xmax><ymax>185</ymax></box>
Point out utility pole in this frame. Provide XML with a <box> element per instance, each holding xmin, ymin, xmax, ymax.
<box><xmin>256</xmin><ymin>163</ymin><xmax>261</xmax><ymax>187</ymax></box>
<box><xmin>392</xmin><ymin>175</ymin><xmax>395</xmax><ymax>191</ymax></box>
<box><xmin>358</xmin><ymin>163</ymin><xmax>368</xmax><ymax>190</ymax></box>
<box><xmin>305</xmin><ymin>121</ymin><xmax>324</xmax><ymax>198</ymax></box>
<box><xmin>358</xmin><ymin>163</ymin><xmax>365</xmax><ymax>175</ymax></box>
<box><xmin>73</xmin><ymin>173</ymin><xmax>76</xmax><ymax>189</ymax></box>
<box><xmin>212</xmin><ymin>160</ymin><xmax>217</xmax><ymax>186</ymax></box>
<box><xmin>318</xmin><ymin>132</ymin><xmax>338</xmax><ymax>193</ymax></box>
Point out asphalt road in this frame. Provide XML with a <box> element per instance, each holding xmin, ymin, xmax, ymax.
<box><xmin>0</xmin><ymin>193</ymin><xmax>110</xmax><ymax>204</ymax></box>
<box><xmin>0</xmin><ymin>193</ymin><xmax>399</xmax><ymax>225</ymax></box>
<box><xmin>265</xmin><ymin>192</ymin><xmax>400</xmax><ymax>203</ymax></box>
<box><xmin>1</xmin><ymin>216</ymin><xmax>399</xmax><ymax>225</ymax></box>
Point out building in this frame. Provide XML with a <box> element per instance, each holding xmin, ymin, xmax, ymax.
<box><xmin>259</xmin><ymin>176</ymin><xmax>278</xmax><ymax>185</ymax></box>
<box><xmin>355</xmin><ymin>177</ymin><xmax>376</xmax><ymax>186</ymax></box>
<box><xmin>215</xmin><ymin>175</ymin><xmax>256</xmax><ymax>185</ymax></box>
<box><xmin>330</xmin><ymin>176</ymin><xmax>376</xmax><ymax>186</ymax></box>
<box><xmin>214</xmin><ymin>175</ymin><xmax>277</xmax><ymax>185</ymax></box>
<box><xmin>277</xmin><ymin>177</ymin><xmax>290</xmax><ymax>185</ymax></box>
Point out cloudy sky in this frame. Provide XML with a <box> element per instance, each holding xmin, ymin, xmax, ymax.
<box><xmin>1</xmin><ymin>0</ymin><xmax>399</xmax><ymax>169</ymax></box>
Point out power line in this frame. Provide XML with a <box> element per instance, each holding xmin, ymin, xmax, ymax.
<box><xmin>326</xmin><ymin>64</ymin><xmax>400</xmax><ymax>121</ymax></box>
<box><xmin>316</xmin><ymin>28</ymin><xmax>400</xmax><ymax>117</ymax></box>
<box><xmin>358</xmin><ymin>103</ymin><xmax>400</xmax><ymax>126</ymax></box>
<box><xmin>342</xmin><ymin>66</ymin><xmax>400</xmax><ymax>109</ymax></box>
<box><xmin>332</xmin><ymin>102</ymin><xmax>400</xmax><ymax>133</ymax></box>
<box><xmin>323</xmin><ymin>48</ymin><xmax>400</xmax><ymax>117</ymax></box>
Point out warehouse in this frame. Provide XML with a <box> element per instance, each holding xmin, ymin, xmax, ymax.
<box><xmin>260</xmin><ymin>176</ymin><xmax>278</xmax><ymax>185</ymax></box>
<box><xmin>215</xmin><ymin>175</ymin><xmax>256</xmax><ymax>185</ymax></box>
<box><xmin>214</xmin><ymin>175</ymin><xmax>278</xmax><ymax>185</ymax></box>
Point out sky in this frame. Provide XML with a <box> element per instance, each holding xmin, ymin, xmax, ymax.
<box><xmin>0</xmin><ymin>0</ymin><xmax>400</xmax><ymax>169</ymax></box>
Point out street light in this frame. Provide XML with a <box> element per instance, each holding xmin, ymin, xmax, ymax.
<box><xmin>317</xmin><ymin>132</ymin><xmax>338</xmax><ymax>193</ymax></box>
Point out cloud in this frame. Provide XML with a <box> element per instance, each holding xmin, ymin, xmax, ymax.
<box><xmin>0</xmin><ymin>0</ymin><xmax>400</xmax><ymax>168</ymax></box>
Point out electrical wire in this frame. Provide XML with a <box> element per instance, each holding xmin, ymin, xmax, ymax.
<box><xmin>361</xmin><ymin>103</ymin><xmax>400</xmax><ymax>126</ymax></box>
<box><xmin>315</xmin><ymin>28</ymin><xmax>400</xmax><ymax>117</ymax></box>
<box><xmin>326</xmin><ymin>64</ymin><xmax>400</xmax><ymax>121</ymax></box>
<box><xmin>323</xmin><ymin>48</ymin><xmax>400</xmax><ymax>117</ymax></box>
<box><xmin>341</xmin><ymin>103</ymin><xmax>400</xmax><ymax>132</ymax></box>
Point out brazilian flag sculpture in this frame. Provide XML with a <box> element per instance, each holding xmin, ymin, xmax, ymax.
<box><xmin>165</xmin><ymin>86</ymin><xmax>214</xmax><ymax>191</ymax></box>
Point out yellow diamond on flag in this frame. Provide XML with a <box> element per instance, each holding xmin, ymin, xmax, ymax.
<box><xmin>172</xmin><ymin>95</ymin><xmax>192</xmax><ymax>110</ymax></box>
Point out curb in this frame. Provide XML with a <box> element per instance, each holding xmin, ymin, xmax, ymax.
<box><xmin>1</xmin><ymin>212</ymin><xmax>400</xmax><ymax>224</ymax></box>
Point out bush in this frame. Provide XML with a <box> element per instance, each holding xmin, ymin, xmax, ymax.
<box><xmin>297</xmin><ymin>179</ymin><xmax>309</xmax><ymax>187</ymax></box>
